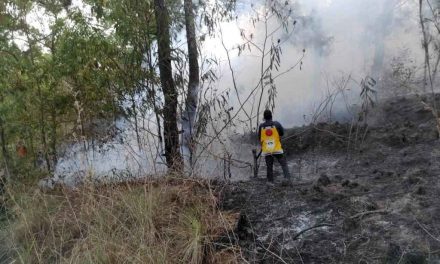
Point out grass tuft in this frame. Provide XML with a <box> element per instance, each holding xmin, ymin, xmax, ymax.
<box><xmin>3</xmin><ymin>178</ymin><xmax>241</xmax><ymax>264</ymax></box>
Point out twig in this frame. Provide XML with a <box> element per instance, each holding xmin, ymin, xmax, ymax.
<box><xmin>415</xmin><ymin>217</ymin><xmax>440</xmax><ymax>243</ymax></box>
<box><xmin>295</xmin><ymin>244</ymin><xmax>305</xmax><ymax>264</ymax></box>
<box><xmin>259</xmin><ymin>241</ymin><xmax>289</xmax><ymax>264</ymax></box>
<box><xmin>292</xmin><ymin>223</ymin><xmax>335</xmax><ymax>240</ymax></box>
<box><xmin>219</xmin><ymin>26</ymin><xmax>251</xmax><ymax>123</ymax></box>
<box><xmin>349</xmin><ymin>209</ymin><xmax>388</xmax><ymax>219</ymax></box>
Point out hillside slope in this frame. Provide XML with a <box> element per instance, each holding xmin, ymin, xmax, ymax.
<box><xmin>223</xmin><ymin>94</ymin><xmax>440</xmax><ymax>263</ymax></box>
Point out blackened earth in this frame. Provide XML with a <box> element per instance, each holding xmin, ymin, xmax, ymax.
<box><xmin>221</xmin><ymin>95</ymin><xmax>440</xmax><ymax>263</ymax></box>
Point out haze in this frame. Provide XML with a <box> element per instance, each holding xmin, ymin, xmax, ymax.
<box><xmin>206</xmin><ymin>0</ymin><xmax>422</xmax><ymax>128</ymax></box>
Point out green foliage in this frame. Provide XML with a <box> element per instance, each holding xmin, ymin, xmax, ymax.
<box><xmin>0</xmin><ymin>0</ymin><xmax>245</xmax><ymax>262</ymax></box>
<box><xmin>0</xmin><ymin>0</ymin><xmax>158</xmax><ymax>176</ymax></box>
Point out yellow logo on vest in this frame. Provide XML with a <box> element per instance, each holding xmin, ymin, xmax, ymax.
<box><xmin>260</xmin><ymin>126</ymin><xmax>283</xmax><ymax>156</ymax></box>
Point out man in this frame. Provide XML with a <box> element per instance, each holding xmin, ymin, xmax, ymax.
<box><xmin>258</xmin><ymin>110</ymin><xmax>291</xmax><ymax>184</ymax></box>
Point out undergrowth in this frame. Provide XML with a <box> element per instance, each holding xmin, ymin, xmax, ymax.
<box><xmin>2</xmin><ymin>178</ymin><xmax>241</xmax><ymax>264</ymax></box>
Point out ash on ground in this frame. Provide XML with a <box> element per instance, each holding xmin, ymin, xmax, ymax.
<box><xmin>221</xmin><ymin>94</ymin><xmax>440</xmax><ymax>263</ymax></box>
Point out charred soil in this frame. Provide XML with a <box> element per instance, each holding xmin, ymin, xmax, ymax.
<box><xmin>222</xmin><ymin>94</ymin><xmax>440</xmax><ymax>263</ymax></box>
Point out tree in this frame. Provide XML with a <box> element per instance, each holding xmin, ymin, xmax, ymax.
<box><xmin>154</xmin><ymin>0</ymin><xmax>183</xmax><ymax>172</ymax></box>
<box><xmin>182</xmin><ymin>0</ymin><xmax>200</xmax><ymax>167</ymax></box>
<box><xmin>419</xmin><ymin>0</ymin><xmax>440</xmax><ymax>137</ymax></box>
<box><xmin>213</xmin><ymin>0</ymin><xmax>304</xmax><ymax>134</ymax></box>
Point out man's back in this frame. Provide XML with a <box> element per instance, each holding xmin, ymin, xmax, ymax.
<box><xmin>259</xmin><ymin>120</ymin><xmax>285</xmax><ymax>156</ymax></box>
<box><xmin>258</xmin><ymin>120</ymin><xmax>284</xmax><ymax>140</ymax></box>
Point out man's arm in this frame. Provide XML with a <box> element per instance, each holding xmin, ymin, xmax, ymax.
<box><xmin>275</xmin><ymin>121</ymin><xmax>284</xmax><ymax>137</ymax></box>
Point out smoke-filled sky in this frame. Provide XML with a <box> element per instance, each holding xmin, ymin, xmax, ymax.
<box><xmin>20</xmin><ymin>0</ymin><xmax>424</xmax><ymax>181</ymax></box>
<box><xmin>23</xmin><ymin>0</ymin><xmax>423</xmax><ymax>128</ymax></box>
<box><xmin>205</xmin><ymin>0</ymin><xmax>423</xmax><ymax>128</ymax></box>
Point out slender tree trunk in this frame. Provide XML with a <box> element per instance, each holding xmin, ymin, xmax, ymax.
<box><xmin>38</xmin><ymin>86</ymin><xmax>51</xmax><ymax>171</ymax></box>
<box><xmin>146</xmin><ymin>47</ymin><xmax>164</xmax><ymax>155</ymax></box>
<box><xmin>131</xmin><ymin>94</ymin><xmax>141</xmax><ymax>151</ymax></box>
<box><xmin>420</xmin><ymin>0</ymin><xmax>429</xmax><ymax>93</ymax></box>
<box><xmin>150</xmin><ymin>84</ymin><xmax>164</xmax><ymax>153</ymax></box>
<box><xmin>50</xmin><ymin>36</ymin><xmax>57</xmax><ymax>168</ymax></box>
<box><xmin>256</xmin><ymin>12</ymin><xmax>269</xmax><ymax>130</ymax></box>
<box><xmin>154</xmin><ymin>0</ymin><xmax>183</xmax><ymax>172</ymax></box>
<box><xmin>24</xmin><ymin>25</ymin><xmax>51</xmax><ymax>171</ymax></box>
<box><xmin>420</xmin><ymin>0</ymin><xmax>440</xmax><ymax>138</ymax></box>
<box><xmin>50</xmin><ymin>101</ymin><xmax>57</xmax><ymax>167</ymax></box>
<box><xmin>29</xmin><ymin>128</ymin><xmax>35</xmax><ymax>168</ymax></box>
<box><xmin>420</xmin><ymin>0</ymin><xmax>438</xmax><ymax>108</ymax></box>
<box><xmin>0</xmin><ymin>117</ymin><xmax>10</xmax><ymax>180</ymax></box>
<box><xmin>182</xmin><ymin>0</ymin><xmax>200</xmax><ymax>167</ymax></box>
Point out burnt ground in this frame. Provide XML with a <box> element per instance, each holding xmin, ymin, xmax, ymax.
<box><xmin>221</xmin><ymin>95</ymin><xmax>440</xmax><ymax>263</ymax></box>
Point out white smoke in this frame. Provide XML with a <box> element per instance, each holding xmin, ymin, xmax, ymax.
<box><xmin>207</xmin><ymin>0</ymin><xmax>423</xmax><ymax>127</ymax></box>
<box><xmin>43</xmin><ymin>0</ymin><xmax>425</xmax><ymax>187</ymax></box>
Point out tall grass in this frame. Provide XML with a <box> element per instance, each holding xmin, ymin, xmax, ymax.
<box><xmin>3</xmin><ymin>178</ymin><xmax>241</xmax><ymax>263</ymax></box>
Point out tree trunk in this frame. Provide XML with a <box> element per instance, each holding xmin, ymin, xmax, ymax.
<box><xmin>50</xmin><ymin>100</ymin><xmax>57</xmax><ymax>167</ymax></box>
<box><xmin>131</xmin><ymin>94</ymin><xmax>141</xmax><ymax>151</ymax></box>
<box><xmin>0</xmin><ymin>117</ymin><xmax>11</xmax><ymax>180</ymax></box>
<box><xmin>154</xmin><ymin>0</ymin><xmax>183</xmax><ymax>172</ymax></box>
<box><xmin>147</xmin><ymin>50</ymin><xmax>164</xmax><ymax>155</ymax></box>
<box><xmin>182</xmin><ymin>0</ymin><xmax>200</xmax><ymax>166</ymax></box>
<box><xmin>38</xmin><ymin>85</ymin><xmax>51</xmax><ymax>171</ymax></box>
<box><xmin>50</xmin><ymin>35</ymin><xmax>58</xmax><ymax>168</ymax></box>
<box><xmin>420</xmin><ymin>0</ymin><xmax>429</xmax><ymax>93</ymax></box>
<box><xmin>419</xmin><ymin>0</ymin><xmax>440</xmax><ymax>138</ymax></box>
<box><xmin>23</xmin><ymin>31</ymin><xmax>50</xmax><ymax>171</ymax></box>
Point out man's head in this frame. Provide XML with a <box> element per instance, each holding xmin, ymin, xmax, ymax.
<box><xmin>263</xmin><ymin>109</ymin><xmax>272</xmax><ymax>121</ymax></box>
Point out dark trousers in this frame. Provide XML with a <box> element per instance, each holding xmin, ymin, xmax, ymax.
<box><xmin>265</xmin><ymin>154</ymin><xmax>291</xmax><ymax>182</ymax></box>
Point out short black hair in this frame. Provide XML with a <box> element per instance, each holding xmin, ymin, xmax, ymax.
<box><xmin>263</xmin><ymin>109</ymin><xmax>272</xmax><ymax>120</ymax></box>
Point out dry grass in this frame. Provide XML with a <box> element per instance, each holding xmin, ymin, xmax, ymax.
<box><xmin>4</xmin><ymin>178</ymin><xmax>241</xmax><ymax>264</ymax></box>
